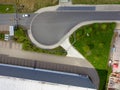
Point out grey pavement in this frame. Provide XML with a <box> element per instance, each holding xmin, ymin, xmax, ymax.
<box><xmin>0</xmin><ymin>13</ymin><xmax>36</xmax><ymax>29</ymax></box>
<box><xmin>96</xmin><ymin>5</ymin><xmax>120</xmax><ymax>11</ymax></box>
<box><xmin>0</xmin><ymin>41</ymin><xmax>22</xmax><ymax>50</ymax></box>
<box><xmin>60</xmin><ymin>38</ymin><xmax>85</xmax><ymax>59</ymax></box>
<box><xmin>30</xmin><ymin>11</ymin><xmax>120</xmax><ymax>48</ymax></box>
<box><xmin>0</xmin><ymin>14</ymin><xmax>15</xmax><ymax>25</ymax></box>
<box><xmin>0</xmin><ymin>48</ymin><xmax>91</xmax><ymax>67</ymax></box>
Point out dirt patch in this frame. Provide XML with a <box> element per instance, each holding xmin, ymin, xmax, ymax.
<box><xmin>0</xmin><ymin>0</ymin><xmax>58</xmax><ymax>12</ymax></box>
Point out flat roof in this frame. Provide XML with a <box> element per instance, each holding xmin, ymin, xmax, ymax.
<box><xmin>0</xmin><ymin>25</ymin><xmax>9</xmax><ymax>32</ymax></box>
<box><xmin>0</xmin><ymin>76</ymin><xmax>95</xmax><ymax>90</ymax></box>
<box><xmin>9</xmin><ymin>26</ymin><xmax>14</xmax><ymax>36</ymax></box>
<box><xmin>0</xmin><ymin>64</ymin><xmax>95</xmax><ymax>89</ymax></box>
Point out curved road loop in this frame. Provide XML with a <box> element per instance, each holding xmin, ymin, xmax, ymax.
<box><xmin>30</xmin><ymin>7</ymin><xmax>120</xmax><ymax>49</ymax></box>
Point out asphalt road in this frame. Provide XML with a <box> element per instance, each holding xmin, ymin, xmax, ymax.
<box><xmin>31</xmin><ymin>11</ymin><xmax>120</xmax><ymax>46</ymax></box>
<box><xmin>0</xmin><ymin>14</ymin><xmax>36</xmax><ymax>28</ymax></box>
<box><xmin>0</xmin><ymin>14</ymin><xmax>15</xmax><ymax>25</ymax></box>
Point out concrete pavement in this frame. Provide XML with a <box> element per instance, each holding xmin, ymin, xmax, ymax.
<box><xmin>116</xmin><ymin>23</ymin><xmax>120</xmax><ymax>29</ymax></box>
<box><xmin>60</xmin><ymin>38</ymin><xmax>85</xmax><ymax>59</ymax></box>
<box><xmin>0</xmin><ymin>48</ymin><xmax>88</xmax><ymax>67</ymax></box>
<box><xmin>0</xmin><ymin>41</ymin><xmax>22</xmax><ymax>50</ymax></box>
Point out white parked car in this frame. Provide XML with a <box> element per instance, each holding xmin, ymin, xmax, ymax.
<box><xmin>4</xmin><ymin>34</ymin><xmax>9</xmax><ymax>41</ymax></box>
<box><xmin>22</xmin><ymin>14</ymin><xmax>30</xmax><ymax>17</ymax></box>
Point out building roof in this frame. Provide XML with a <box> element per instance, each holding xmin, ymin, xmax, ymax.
<box><xmin>0</xmin><ymin>25</ymin><xmax>14</xmax><ymax>36</ymax></box>
<box><xmin>0</xmin><ymin>64</ymin><xmax>95</xmax><ymax>89</ymax></box>
<box><xmin>0</xmin><ymin>76</ymin><xmax>95</xmax><ymax>90</ymax></box>
<box><xmin>0</xmin><ymin>25</ymin><xmax>9</xmax><ymax>33</ymax></box>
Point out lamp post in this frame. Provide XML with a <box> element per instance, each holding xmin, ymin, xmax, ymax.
<box><xmin>15</xmin><ymin>0</ymin><xmax>19</xmax><ymax>27</ymax></box>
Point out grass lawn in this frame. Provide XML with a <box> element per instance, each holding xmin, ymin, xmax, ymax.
<box><xmin>70</xmin><ymin>23</ymin><xmax>116</xmax><ymax>90</ymax></box>
<box><xmin>0</xmin><ymin>4</ymin><xmax>15</xmax><ymax>13</ymax></box>
<box><xmin>0</xmin><ymin>0</ymin><xmax>58</xmax><ymax>13</ymax></box>
<box><xmin>14</xmin><ymin>26</ymin><xmax>67</xmax><ymax>56</ymax></box>
<box><xmin>72</xmin><ymin>0</ymin><xmax>120</xmax><ymax>4</ymax></box>
<box><xmin>0</xmin><ymin>33</ymin><xmax>4</xmax><ymax>40</ymax></box>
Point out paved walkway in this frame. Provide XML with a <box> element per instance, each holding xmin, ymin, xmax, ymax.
<box><xmin>59</xmin><ymin>0</ymin><xmax>72</xmax><ymax>6</ymax></box>
<box><xmin>0</xmin><ymin>41</ymin><xmax>22</xmax><ymax>50</ymax></box>
<box><xmin>0</xmin><ymin>48</ymin><xmax>89</xmax><ymax>67</ymax></box>
<box><xmin>108</xmin><ymin>23</ymin><xmax>120</xmax><ymax>89</ymax></box>
<box><xmin>116</xmin><ymin>23</ymin><xmax>120</xmax><ymax>30</ymax></box>
<box><xmin>96</xmin><ymin>5</ymin><xmax>120</xmax><ymax>11</ymax></box>
<box><xmin>35</xmin><ymin>5</ymin><xmax>59</xmax><ymax>13</ymax></box>
<box><xmin>61</xmin><ymin>38</ymin><xmax>85</xmax><ymax>59</ymax></box>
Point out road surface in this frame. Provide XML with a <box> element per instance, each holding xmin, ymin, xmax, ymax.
<box><xmin>30</xmin><ymin>11</ymin><xmax>120</xmax><ymax>48</ymax></box>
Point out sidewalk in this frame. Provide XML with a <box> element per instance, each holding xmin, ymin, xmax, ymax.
<box><xmin>35</xmin><ymin>5</ymin><xmax>59</xmax><ymax>13</ymax></box>
<box><xmin>60</xmin><ymin>38</ymin><xmax>85</xmax><ymax>59</ymax></box>
<box><xmin>0</xmin><ymin>41</ymin><xmax>22</xmax><ymax>50</ymax></box>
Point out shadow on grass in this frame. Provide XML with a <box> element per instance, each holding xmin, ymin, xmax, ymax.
<box><xmin>97</xmin><ymin>69</ymin><xmax>108</xmax><ymax>90</ymax></box>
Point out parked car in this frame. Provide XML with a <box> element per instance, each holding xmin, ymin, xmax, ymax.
<box><xmin>22</xmin><ymin>14</ymin><xmax>30</xmax><ymax>17</ymax></box>
<box><xmin>4</xmin><ymin>34</ymin><xmax>9</xmax><ymax>41</ymax></box>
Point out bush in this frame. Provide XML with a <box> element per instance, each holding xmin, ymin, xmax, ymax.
<box><xmin>101</xmin><ymin>24</ymin><xmax>107</xmax><ymax>30</ymax></box>
<box><xmin>14</xmin><ymin>26</ymin><xmax>67</xmax><ymax>56</ymax></box>
<box><xmin>0</xmin><ymin>33</ymin><xmax>4</xmax><ymax>40</ymax></box>
<box><xmin>14</xmin><ymin>27</ymin><xmax>27</xmax><ymax>43</ymax></box>
<box><xmin>83</xmin><ymin>45</ymin><xmax>90</xmax><ymax>53</ymax></box>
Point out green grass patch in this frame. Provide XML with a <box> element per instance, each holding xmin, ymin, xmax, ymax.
<box><xmin>0</xmin><ymin>0</ymin><xmax>58</xmax><ymax>13</ymax></box>
<box><xmin>14</xmin><ymin>26</ymin><xmax>67</xmax><ymax>56</ymax></box>
<box><xmin>0</xmin><ymin>33</ymin><xmax>4</xmax><ymax>40</ymax></box>
<box><xmin>0</xmin><ymin>4</ymin><xmax>15</xmax><ymax>13</ymax></box>
<box><xmin>70</xmin><ymin>23</ymin><xmax>116</xmax><ymax>90</ymax></box>
<box><xmin>72</xmin><ymin>0</ymin><xmax>120</xmax><ymax>4</ymax></box>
